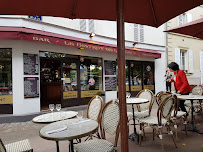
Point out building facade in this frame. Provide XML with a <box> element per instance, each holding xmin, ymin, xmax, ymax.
<box><xmin>0</xmin><ymin>16</ymin><xmax>166</xmax><ymax>115</ymax></box>
<box><xmin>166</xmin><ymin>6</ymin><xmax>203</xmax><ymax>85</ymax></box>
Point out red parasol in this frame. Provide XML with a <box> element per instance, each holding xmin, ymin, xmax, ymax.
<box><xmin>165</xmin><ymin>18</ymin><xmax>203</xmax><ymax>39</ymax></box>
<box><xmin>0</xmin><ymin>0</ymin><xmax>202</xmax><ymax>151</ymax></box>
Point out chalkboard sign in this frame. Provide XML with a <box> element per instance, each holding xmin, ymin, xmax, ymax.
<box><xmin>24</xmin><ymin>53</ymin><xmax>39</xmax><ymax>75</ymax></box>
<box><xmin>24</xmin><ymin>77</ymin><xmax>39</xmax><ymax>98</ymax></box>
<box><xmin>105</xmin><ymin>77</ymin><xmax>117</xmax><ymax>91</ymax></box>
<box><xmin>104</xmin><ymin>60</ymin><xmax>116</xmax><ymax>75</ymax></box>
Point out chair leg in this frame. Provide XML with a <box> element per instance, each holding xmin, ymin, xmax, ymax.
<box><xmin>174</xmin><ymin>121</ymin><xmax>178</xmax><ymax>139</ymax></box>
<box><xmin>183</xmin><ymin>116</ymin><xmax>188</xmax><ymax>135</ymax></box>
<box><xmin>158</xmin><ymin>127</ymin><xmax>164</xmax><ymax>152</ymax></box>
<box><xmin>153</xmin><ymin>127</ymin><xmax>155</xmax><ymax>140</ymax></box>
<box><xmin>166</xmin><ymin>125</ymin><xmax>177</xmax><ymax>148</ymax></box>
<box><xmin>139</xmin><ymin>124</ymin><xmax>143</xmax><ymax>146</ymax></box>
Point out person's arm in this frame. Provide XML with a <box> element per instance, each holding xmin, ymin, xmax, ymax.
<box><xmin>178</xmin><ymin>71</ymin><xmax>188</xmax><ymax>93</ymax></box>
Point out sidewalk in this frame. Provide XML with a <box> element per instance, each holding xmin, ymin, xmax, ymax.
<box><xmin>0</xmin><ymin>104</ymin><xmax>203</xmax><ymax>152</ymax></box>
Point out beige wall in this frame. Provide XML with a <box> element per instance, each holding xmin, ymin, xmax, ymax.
<box><xmin>166</xmin><ymin>6</ymin><xmax>203</xmax><ymax>85</ymax></box>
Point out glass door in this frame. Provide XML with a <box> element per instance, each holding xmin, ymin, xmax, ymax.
<box><xmin>61</xmin><ymin>59</ymin><xmax>80</xmax><ymax>107</ymax></box>
<box><xmin>143</xmin><ymin>62</ymin><xmax>155</xmax><ymax>93</ymax></box>
<box><xmin>129</xmin><ymin>61</ymin><xmax>142</xmax><ymax>96</ymax></box>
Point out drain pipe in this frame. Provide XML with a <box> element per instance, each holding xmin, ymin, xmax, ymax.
<box><xmin>166</xmin><ymin>22</ymin><xmax>168</xmax><ymax>66</ymax></box>
<box><xmin>166</xmin><ymin>22</ymin><xmax>169</xmax><ymax>66</ymax></box>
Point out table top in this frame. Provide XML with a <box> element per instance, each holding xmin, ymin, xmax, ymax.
<box><xmin>126</xmin><ymin>97</ymin><xmax>149</xmax><ymax>104</ymax></box>
<box><xmin>32</xmin><ymin>111</ymin><xmax>78</xmax><ymax>123</ymax></box>
<box><xmin>177</xmin><ymin>95</ymin><xmax>203</xmax><ymax>100</ymax></box>
<box><xmin>39</xmin><ymin>118</ymin><xmax>98</xmax><ymax>141</ymax></box>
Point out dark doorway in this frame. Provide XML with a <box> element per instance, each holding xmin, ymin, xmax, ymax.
<box><xmin>40</xmin><ymin>59</ymin><xmax>61</xmax><ymax>110</ymax></box>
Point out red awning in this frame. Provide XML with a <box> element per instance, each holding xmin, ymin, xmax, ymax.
<box><xmin>0</xmin><ymin>27</ymin><xmax>161</xmax><ymax>58</ymax></box>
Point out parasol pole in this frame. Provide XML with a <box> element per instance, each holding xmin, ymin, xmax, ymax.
<box><xmin>116</xmin><ymin>0</ymin><xmax>129</xmax><ymax>151</ymax></box>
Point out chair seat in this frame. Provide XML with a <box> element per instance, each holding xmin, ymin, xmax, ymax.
<box><xmin>74</xmin><ymin>139</ymin><xmax>114</xmax><ymax>152</ymax></box>
<box><xmin>127</xmin><ymin>111</ymin><xmax>149</xmax><ymax>121</ymax></box>
<box><xmin>139</xmin><ymin>116</ymin><xmax>167</xmax><ymax>125</ymax></box>
<box><xmin>5</xmin><ymin>139</ymin><xmax>32</xmax><ymax>152</ymax></box>
<box><xmin>171</xmin><ymin>110</ymin><xmax>186</xmax><ymax>118</ymax></box>
<box><xmin>185</xmin><ymin>102</ymin><xmax>200</xmax><ymax>108</ymax></box>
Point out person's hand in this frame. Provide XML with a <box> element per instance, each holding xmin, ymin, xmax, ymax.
<box><xmin>166</xmin><ymin>79</ymin><xmax>171</xmax><ymax>82</ymax></box>
<box><xmin>177</xmin><ymin>90</ymin><xmax>180</xmax><ymax>94</ymax></box>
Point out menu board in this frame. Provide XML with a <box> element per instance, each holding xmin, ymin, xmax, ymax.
<box><xmin>104</xmin><ymin>60</ymin><xmax>116</xmax><ymax>75</ymax></box>
<box><xmin>24</xmin><ymin>77</ymin><xmax>39</xmax><ymax>98</ymax></box>
<box><xmin>24</xmin><ymin>53</ymin><xmax>39</xmax><ymax>75</ymax></box>
<box><xmin>105</xmin><ymin>77</ymin><xmax>117</xmax><ymax>91</ymax></box>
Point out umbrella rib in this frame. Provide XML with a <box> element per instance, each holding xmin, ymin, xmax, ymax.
<box><xmin>149</xmin><ymin>0</ymin><xmax>158</xmax><ymax>26</ymax></box>
<box><xmin>72</xmin><ymin>0</ymin><xmax>78</xmax><ymax>17</ymax></box>
<box><xmin>194</xmin><ymin>31</ymin><xmax>203</xmax><ymax>38</ymax></box>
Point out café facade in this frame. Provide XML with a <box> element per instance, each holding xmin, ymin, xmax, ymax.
<box><xmin>0</xmin><ymin>17</ymin><xmax>165</xmax><ymax>115</ymax></box>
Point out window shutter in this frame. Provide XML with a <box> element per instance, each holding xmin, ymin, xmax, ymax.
<box><xmin>186</xmin><ymin>13</ymin><xmax>192</xmax><ymax>23</ymax></box>
<box><xmin>200</xmin><ymin>52</ymin><xmax>203</xmax><ymax>84</ymax></box>
<box><xmin>80</xmin><ymin>19</ymin><xmax>86</xmax><ymax>32</ymax></box>
<box><xmin>89</xmin><ymin>19</ymin><xmax>94</xmax><ymax>32</ymax></box>
<box><xmin>178</xmin><ymin>15</ymin><xmax>184</xmax><ymax>26</ymax></box>
<box><xmin>175</xmin><ymin>48</ymin><xmax>181</xmax><ymax>68</ymax></box>
<box><xmin>188</xmin><ymin>50</ymin><xmax>193</xmax><ymax>73</ymax></box>
<box><xmin>134</xmin><ymin>24</ymin><xmax>139</xmax><ymax>42</ymax></box>
<box><xmin>140</xmin><ymin>25</ymin><xmax>144</xmax><ymax>42</ymax></box>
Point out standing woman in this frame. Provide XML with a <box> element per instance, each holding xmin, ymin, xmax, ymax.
<box><xmin>167</xmin><ymin>62</ymin><xmax>191</xmax><ymax>116</ymax></box>
<box><xmin>165</xmin><ymin>69</ymin><xmax>172</xmax><ymax>92</ymax></box>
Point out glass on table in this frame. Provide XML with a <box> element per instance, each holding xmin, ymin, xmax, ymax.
<box><xmin>56</xmin><ymin>104</ymin><xmax>61</xmax><ymax>112</ymax></box>
<box><xmin>49</xmin><ymin>104</ymin><xmax>55</xmax><ymax>112</ymax></box>
<box><xmin>77</xmin><ymin>111</ymin><xmax>83</xmax><ymax>121</ymax></box>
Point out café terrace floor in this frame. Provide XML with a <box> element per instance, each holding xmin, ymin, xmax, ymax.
<box><xmin>0</xmin><ymin>103</ymin><xmax>203</xmax><ymax>152</ymax></box>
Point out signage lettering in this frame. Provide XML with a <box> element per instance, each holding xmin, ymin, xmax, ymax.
<box><xmin>29</xmin><ymin>35</ymin><xmax>161</xmax><ymax>58</ymax></box>
<box><xmin>33</xmin><ymin>37</ymin><xmax>51</xmax><ymax>43</ymax></box>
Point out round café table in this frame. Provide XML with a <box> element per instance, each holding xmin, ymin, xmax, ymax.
<box><xmin>177</xmin><ymin>95</ymin><xmax>203</xmax><ymax>134</ymax></box>
<box><xmin>126</xmin><ymin>97</ymin><xmax>149</xmax><ymax>143</ymax></box>
<box><xmin>32</xmin><ymin>111</ymin><xmax>78</xmax><ymax>123</ymax></box>
<box><xmin>39</xmin><ymin>118</ymin><xmax>98</xmax><ymax>152</ymax></box>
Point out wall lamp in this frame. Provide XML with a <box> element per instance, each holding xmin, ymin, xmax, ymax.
<box><xmin>90</xmin><ymin>32</ymin><xmax>96</xmax><ymax>38</ymax></box>
<box><xmin>132</xmin><ymin>42</ymin><xmax>139</xmax><ymax>47</ymax></box>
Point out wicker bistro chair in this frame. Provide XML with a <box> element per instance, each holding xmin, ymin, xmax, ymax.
<box><xmin>127</xmin><ymin>89</ymin><xmax>154</xmax><ymax>140</ymax></box>
<box><xmin>156</xmin><ymin>92</ymin><xmax>187</xmax><ymax>138</ymax></box>
<box><xmin>127</xmin><ymin>89</ymin><xmax>154</xmax><ymax>121</ymax></box>
<box><xmin>0</xmin><ymin>138</ymin><xmax>33</xmax><ymax>152</ymax></box>
<box><xmin>86</xmin><ymin>95</ymin><xmax>104</xmax><ymax>139</ymax></box>
<box><xmin>185</xmin><ymin>85</ymin><xmax>203</xmax><ymax>115</ymax></box>
<box><xmin>74</xmin><ymin>100</ymin><xmax>120</xmax><ymax>152</ymax></box>
<box><xmin>138</xmin><ymin>95</ymin><xmax>177</xmax><ymax>150</ymax></box>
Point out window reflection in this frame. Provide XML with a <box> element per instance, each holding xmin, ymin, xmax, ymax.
<box><xmin>0</xmin><ymin>49</ymin><xmax>12</xmax><ymax>95</ymax></box>
<box><xmin>80</xmin><ymin>57</ymin><xmax>102</xmax><ymax>91</ymax></box>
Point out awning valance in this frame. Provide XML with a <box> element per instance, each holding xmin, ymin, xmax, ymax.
<box><xmin>0</xmin><ymin>27</ymin><xmax>161</xmax><ymax>59</ymax></box>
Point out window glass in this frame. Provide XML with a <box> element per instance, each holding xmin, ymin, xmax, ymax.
<box><xmin>180</xmin><ymin>51</ymin><xmax>186</xmax><ymax>70</ymax></box>
<box><xmin>0</xmin><ymin>49</ymin><xmax>12</xmax><ymax>95</ymax></box>
<box><xmin>130</xmin><ymin>61</ymin><xmax>142</xmax><ymax>86</ymax></box>
<box><xmin>80</xmin><ymin>57</ymin><xmax>102</xmax><ymax>91</ymax></box>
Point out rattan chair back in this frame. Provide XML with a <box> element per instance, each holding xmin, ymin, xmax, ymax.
<box><xmin>0</xmin><ymin>139</ymin><xmax>6</xmax><ymax>152</ymax></box>
<box><xmin>136</xmin><ymin>89</ymin><xmax>154</xmax><ymax>114</ymax></box>
<box><xmin>156</xmin><ymin>91</ymin><xmax>172</xmax><ymax>106</ymax></box>
<box><xmin>87</xmin><ymin>95</ymin><xmax>104</xmax><ymax>123</ymax></box>
<box><xmin>100</xmin><ymin>100</ymin><xmax>120</xmax><ymax>147</ymax></box>
<box><xmin>157</xmin><ymin>95</ymin><xmax>177</xmax><ymax>125</ymax></box>
<box><xmin>192</xmin><ymin>85</ymin><xmax>203</xmax><ymax>95</ymax></box>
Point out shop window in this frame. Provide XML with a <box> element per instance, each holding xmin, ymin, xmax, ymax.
<box><xmin>80</xmin><ymin>57</ymin><xmax>102</xmax><ymax>91</ymax></box>
<box><xmin>0</xmin><ymin>49</ymin><xmax>12</xmax><ymax>96</ymax></box>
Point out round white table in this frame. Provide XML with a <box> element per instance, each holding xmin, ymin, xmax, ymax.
<box><xmin>177</xmin><ymin>95</ymin><xmax>203</xmax><ymax>134</ymax></box>
<box><xmin>39</xmin><ymin>118</ymin><xmax>98</xmax><ymax>152</ymax></box>
<box><xmin>32</xmin><ymin>111</ymin><xmax>78</xmax><ymax>123</ymax></box>
<box><xmin>126</xmin><ymin>97</ymin><xmax>149</xmax><ymax>143</ymax></box>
